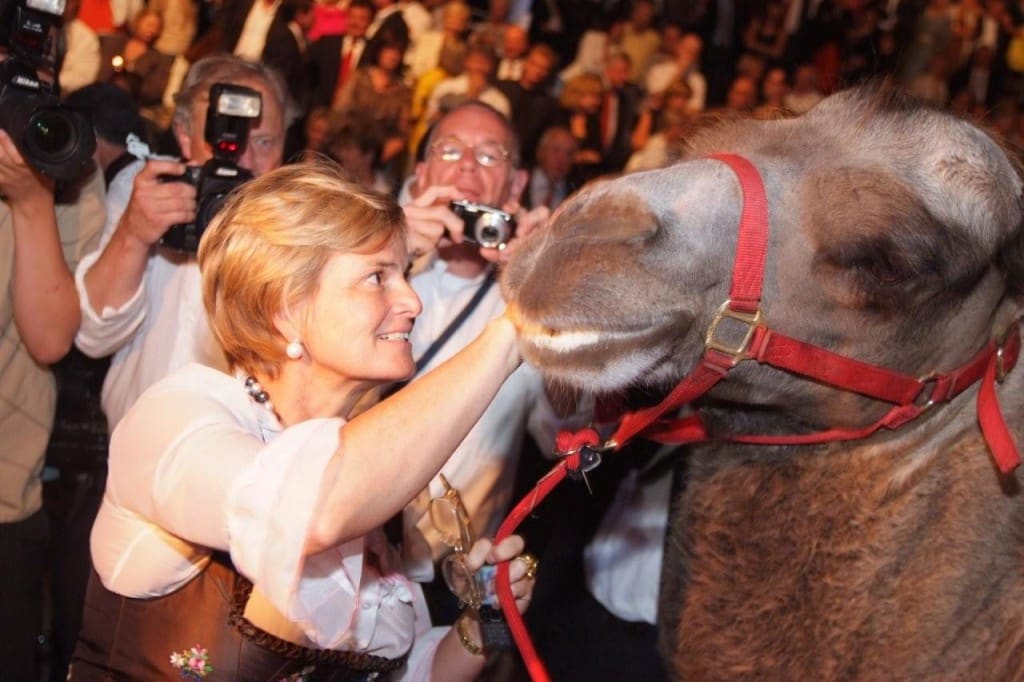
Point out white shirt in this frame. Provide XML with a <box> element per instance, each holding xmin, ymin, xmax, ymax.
<box><xmin>60</xmin><ymin>19</ymin><xmax>102</xmax><ymax>94</ymax></box>
<box><xmin>398</xmin><ymin>258</ymin><xmax>564</xmax><ymax>581</ymax></box>
<box><xmin>644</xmin><ymin>63</ymin><xmax>707</xmax><ymax>112</ymax></box>
<box><xmin>75</xmin><ymin>160</ymin><xmax>229</xmax><ymax>432</ymax></box>
<box><xmin>369</xmin><ymin>2</ymin><xmax>431</xmax><ymax>49</ymax></box>
<box><xmin>625</xmin><ymin>133</ymin><xmax>683</xmax><ymax>173</ymax></box>
<box><xmin>497</xmin><ymin>57</ymin><xmax>524</xmax><ymax>82</ymax></box>
<box><xmin>90</xmin><ymin>362</ymin><xmax>445</xmax><ymax>675</ymax></box>
<box><xmin>584</xmin><ymin>446</ymin><xmax>675</xmax><ymax>624</ymax></box>
<box><xmin>405</xmin><ymin>29</ymin><xmax>444</xmax><ymax>80</ymax></box>
<box><xmin>110</xmin><ymin>0</ymin><xmax>143</xmax><ymax>27</ymax></box>
<box><xmin>400</xmin><ymin>2</ymin><xmax>433</xmax><ymax>45</ymax></box>
<box><xmin>233</xmin><ymin>0</ymin><xmax>282</xmax><ymax>60</ymax></box>
<box><xmin>559</xmin><ymin>29</ymin><xmax>608</xmax><ymax>85</ymax></box>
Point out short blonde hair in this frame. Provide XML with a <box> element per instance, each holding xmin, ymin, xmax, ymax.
<box><xmin>559</xmin><ymin>72</ymin><xmax>604</xmax><ymax>111</ymax></box>
<box><xmin>198</xmin><ymin>161</ymin><xmax>406</xmax><ymax>378</ymax></box>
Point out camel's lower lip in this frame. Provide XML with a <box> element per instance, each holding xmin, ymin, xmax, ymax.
<box><xmin>517</xmin><ymin>317</ymin><xmax>670</xmax><ymax>356</ymax></box>
<box><xmin>520</xmin><ymin>325</ymin><xmax>605</xmax><ymax>354</ymax></box>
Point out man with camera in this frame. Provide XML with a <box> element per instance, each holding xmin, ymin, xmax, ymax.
<box><xmin>0</xmin><ymin>129</ymin><xmax>105</xmax><ymax>682</ymax></box>
<box><xmin>396</xmin><ymin>101</ymin><xmax>578</xmax><ymax>625</ymax></box>
<box><xmin>0</xmin><ymin>3</ymin><xmax>106</xmax><ymax>679</ymax></box>
<box><xmin>74</xmin><ymin>55</ymin><xmax>287</xmax><ymax>431</ymax></box>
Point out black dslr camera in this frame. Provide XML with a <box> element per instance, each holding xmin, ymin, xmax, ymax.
<box><xmin>0</xmin><ymin>0</ymin><xmax>95</xmax><ymax>181</ymax></box>
<box><xmin>160</xmin><ymin>83</ymin><xmax>262</xmax><ymax>252</ymax></box>
<box><xmin>449</xmin><ymin>199</ymin><xmax>516</xmax><ymax>250</ymax></box>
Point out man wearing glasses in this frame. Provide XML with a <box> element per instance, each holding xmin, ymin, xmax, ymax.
<box><xmin>397</xmin><ymin>101</ymin><xmax>570</xmax><ymax>623</ymax></box>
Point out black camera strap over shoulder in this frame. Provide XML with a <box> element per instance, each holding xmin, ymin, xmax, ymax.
<box><xmin>415</xmin><ymin>268</ymin><xmax>496</xmax><ymax>373</ymax></box>
<box><xmin>381</xmin><ymin>268</ymin><xmax>496</xmax><ymax>406</ymax></box>
<box><xmin>382</xmin><ymin>268</ymin><xmax>496</xmax><ymax>549</ymax></box>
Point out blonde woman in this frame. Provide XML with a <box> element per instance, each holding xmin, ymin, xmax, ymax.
<box><xmin>556</xmin><ymin>71</ymin><xmax>606</xmax><ymax>179</ymax></box>
<box><xmin>71</xmin><ymin>162</ymin><xmax>535</xmax><ymax>680</ymax></box>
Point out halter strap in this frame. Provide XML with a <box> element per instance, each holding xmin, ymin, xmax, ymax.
<box><xmin>597</xmin><ymin>152</ymin><xmax>1021</xmax><ymax>472</ymax></box>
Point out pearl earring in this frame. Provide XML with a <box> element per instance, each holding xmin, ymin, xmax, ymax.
<box><xmin>285</xmin><ymin>339</ymin><xmax>305</xmax><ymax>360</ymax></box>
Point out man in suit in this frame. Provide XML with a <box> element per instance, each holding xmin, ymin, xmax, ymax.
<box><xmin>525</xmin><ymin>125</ymin><xmax>579</xmax><ymax>210</ymax></box>
<box><xmin>600</xmin><ymin>51</ymin><xmax>643</xmax><ymax>173</ymax></box>
<box><xmin>186</xmin><ymin>0</ymin><xmax>285</xmax><ymax>62</ymax></box>
<box><xmin>496</xmin><ymin>42</ymin><xmax>559</xmax><ymax>167</ymax></box>
<box><xmin>263</xmin><ymin>0</ymin><xmax>315</xmax><ymax>159</ymax></box>
<box><xmin>307</xmin><ymin>0</ymin><xmax>375</xmax><ymax>109</ymax></box>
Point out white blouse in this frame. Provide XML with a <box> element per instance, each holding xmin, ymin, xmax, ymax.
<box><xmin>90</xmin><ymin>363</ymin><xmax>444</xmax><ymax>677</ymax></box>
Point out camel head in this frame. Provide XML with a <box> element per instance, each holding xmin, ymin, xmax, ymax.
<box><xmin>502</xmin><ymin>86</ymin><xmax>1024</xmax><ymax>435</ymax></box>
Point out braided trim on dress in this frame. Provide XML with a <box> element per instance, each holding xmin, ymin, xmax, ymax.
<box><xmin>227</xmin><ymin>573</ymin><xmax>409</xmax><ymax>674</ymax></box>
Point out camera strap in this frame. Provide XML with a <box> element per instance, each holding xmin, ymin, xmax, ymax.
<box><xmin>381</xmin><ymin>267</ymin><xmax>496</xmax><ymax>548</ymax></box>
<box><xmin>415</xmin><ymin>268</ymin><xmax>496</xmax><ymax>373</ymax></box>
<box><xmin>382</xmin><ymin>268</ymin><xmax>497</xmax><ymax>406</ymax></box>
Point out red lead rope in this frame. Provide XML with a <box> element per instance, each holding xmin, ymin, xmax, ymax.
<box><xmin>491</xmin><ymin>154</ymin><xmax>1023</xmax><ymax>681</ymax></box>
<box><xmin>493</xmin><ymin>430</ymin><xmax>600</xmax><ymax>682</ymax></box>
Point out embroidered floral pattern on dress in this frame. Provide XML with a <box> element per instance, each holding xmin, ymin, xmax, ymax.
<box><xmin>169</xmin><ymin>645</ymin><xmax>213</xmax><ymax>679</ymax></box>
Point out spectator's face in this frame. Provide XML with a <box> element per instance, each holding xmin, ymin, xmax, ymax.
<box><xmin>347</xmin><ymin>6</ymin><xmax>373</xmax><ymax>38</ymax></box>
<box><xmin>661</xmin><ymin>25</ymin><xmax>681</xmax><ymax>54</ymax></box>
<box><xmin>442</xmin><ymin>5</ymin><xmax>469</xmax><ymax>33</ymax></box>
<box><xmin>134</xmin><ymin>13</ymin><xmax>162</xmax><ymax>43</ymax></box>
<box><xmin>178</xmin><ymin>77</ymin><xmax>286</xmax><ymax>177</ymax></box>
<box><xmin>464</xmin><ymin>51</ymin><xmax>494</xmax><ymax>83</ymax></box>
<box><xmin>726</xmin><ymin>77</ymin><xmax>757</xmax><ymax>112</ymax></box>
<box><xmin>378</xmin><ymin>44</ymin><xmax>403</xmax><ymax>71</ymax></box>
<box><xmin>578</xmin><ymin>88</ymin><xmax>601</xmax><ymax>114</ymax></box>
<box><xmin>305</xmin><ymin>114</ymin><xmax>330</xmax><ymax>150</ymax></box>
<box><xmin>794</xmin><ymin>66</ymin><xmax>817</xmax><ymax>93</ymax></box>
<box><xmin>678</xmin><ymin>34</ymin><xmax>702</xmax><ymax>63</ymax></box>
<box><xmin>631</xmin><ymin>1</ymin><xmax>653</xmax><ymax>29</ymax></box>
<box><xmin>605</xmin><ymin>58</ymin><xmax>629</xmax><ymax>89</ymax></box>
<box><xmin>520</xmin><ymin>50</ymin><xmax>553</xmax><ymax>89</ymax></box>
<box><xmin>503</xmin><ymin>26</ymin><xmax>528</xmax><ymax>59</ymax></box>
<box><xmin>295</xmin><ymin>7</ymin><xmax>315</xmax><ymax>31</ymax></box>
<box><xmin>415</xmin><ymin>106</ymin><xmax>525</xmax><ymax>208</ymax></box>
<box><xmin>762</xmin><ymin>69</ymin><xmax>788</xmax><ymax>102</ymax></box>
<box><xmin>537</xmin><ymin>130</ymin><xmax>576</xmax><ymax>180</ymax></box>
<box><xmin>333</xmin><ymin>140</ymin><xmax>374</xmax><ymax>173</ymax></box>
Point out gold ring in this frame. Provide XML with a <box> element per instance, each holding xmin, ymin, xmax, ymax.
<box><xmin>518</xmin><ymin>552</ymin><xmax>539</xmax><ymax>580</ymax></box>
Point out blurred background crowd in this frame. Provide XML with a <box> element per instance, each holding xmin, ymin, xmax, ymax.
<box><xmin>56</xmin><ymin>0</ymin><xmax>1024</xmax><ymax>202</ymax></box>
<box><xmin>34</xmin><ymin>0</ymin><xmax>1024</xmax><ymax>679</ymax></box>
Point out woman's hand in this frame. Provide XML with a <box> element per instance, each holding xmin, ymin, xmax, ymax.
<box><xmin>465</xmin><ymin>534</ymin><xmax>535</xmax><ymax>613</ymax></box>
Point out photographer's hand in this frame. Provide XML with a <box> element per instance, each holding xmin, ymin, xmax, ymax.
<box><xmin>83</xmin><ymin>159</ymin><xmax>196</xmax><ymax>315</ymax></box>
<box><xmin>402</xmin><ymin>184</ymin><xmax>466</xmax><ymax>261</ymax></box>
<box><xmin>0</xmin><ymin>130</ymin><xmax>80</xmax><ymax>363</ymax></box>
<box><xmin>0</xmin><ymin>130</ymin><xmax>53</xmax><ymax>205</ymax></box>
<box><xmin>120</xmin><ymin>159</ymin><xmax>197</xmax><ymax>248</ymax></box>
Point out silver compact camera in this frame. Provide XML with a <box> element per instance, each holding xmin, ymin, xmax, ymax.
<box><xmin>450</xmin><ymin>199</ymin><xmax>517</xmax><ymax>249</ymax></box>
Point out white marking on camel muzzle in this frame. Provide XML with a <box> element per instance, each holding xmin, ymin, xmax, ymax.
<box><xmin>526</xmin><ymin>328</ymin><xmax>604</xmax><ymax>353</ymax></box>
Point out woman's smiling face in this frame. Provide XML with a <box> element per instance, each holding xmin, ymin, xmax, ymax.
<box><xmin>297</xmin><ymin>235</ymin><xmax>422</xmax><ymax>384</ymax></box>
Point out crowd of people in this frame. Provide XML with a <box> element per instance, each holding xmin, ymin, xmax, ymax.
<box><xmin>56</xmin><ymin>0</ymin><xmax>1024</xmax><ymax>191</ymax></box>
<box><xmin>5</xmin><ymin>0</ymin><xmax>1024</xmax><ymax>680</ymax></box>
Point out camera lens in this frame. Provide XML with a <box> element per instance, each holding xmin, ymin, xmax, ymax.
<box><xmin>27</xmin><ymin>109</ymin><xmax>74</xmax><ymax>157</ymax></box>
<box><xmin>474</xmin><ymin>213</ymin><xmax>509</xmax><ymax>249</ymax></box>
<box><xmin>0</xmin><ymin>58</ymin><xmax>96</xmax><ymax>181</ymax></box>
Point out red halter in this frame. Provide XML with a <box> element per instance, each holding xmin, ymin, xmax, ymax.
<box><xmin>494</xmin><ymin>153</ymin><xmax>1022</xmax><ymax>682</ymax></box>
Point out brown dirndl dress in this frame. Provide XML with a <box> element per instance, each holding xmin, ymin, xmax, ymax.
<box><xmin>69</xmin><ymin>553</ymin><xmax>409</xmax><ymax>681</ymax></box>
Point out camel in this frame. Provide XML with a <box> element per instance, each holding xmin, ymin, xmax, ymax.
<box><xmin>501</xmin><ymin>86</ymin><xmax>1024</xmax><ymax>679</ymax></box>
